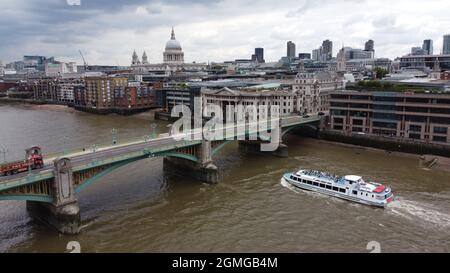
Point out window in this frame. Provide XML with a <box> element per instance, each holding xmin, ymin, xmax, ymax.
<box><xmin>334</xmin><ymin>118</ymin><xmax>344</xmax><ymax>124</ymax></box>
<box><xmin>340</xmin><ymin>189</ymin><xmax>346</xmax><ymax>193</ymax></box>
<box><xmin>434</xmin><ymin>127</ymin><xmax>448</xmax><ymax>134</ymax></box>
<box><xmin>326</xmin><ymin>185</ymin><xmax>332</xmax><ymax>190</ymax></box>
<box><xmin>332</xmin><ymin>187</ymin><xmax>339</xmax><ymax>191</ymax></box>
<box><xmin>319</xmin><ymin>184</ymin><xmax>325</xmax><ymax>188</ymax></box>
<box><xmin>313</xmin><ymin>182</ymin><xmax>319</xmax><ymax>186</ymax></box>
<box><xmin>373</xmin><ymin>121</ymin><xmax>397</xmax><ymax>129</ymax></box>
<box><xmin>431</xmin><ymin>117</ymin><xmax>450</xmax><ymax>125</ymax></box>
<box><xmin>353</xmin><ymin>119</ymin><xmax>364</xmax><ymax>126</ymax></box>
<box><xmin>307</xmin><ymin>181</ymin><xmax>312</xmax><ymax>185</ymax></box>
<box><xmin>353</xmin><ymin>190</ymin><xmax>358</xmax><ymax>195</ymax></box>
<box><xmin>409</xmin><ymin>125</ymin><xmax>422</xmax><ymax>132</ymax></box>
<box><xmin>433</xmin><ymin>136</ymin><xmax>447</xmax><ymax>142</ymax></box>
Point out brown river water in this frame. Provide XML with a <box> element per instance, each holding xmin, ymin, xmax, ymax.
<box><xmin>0</xmin><ymin>104</ymin><xmax>449</xmax><ymax>253</ymax></box>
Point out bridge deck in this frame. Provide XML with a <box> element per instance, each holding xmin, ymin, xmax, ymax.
<box><xmin>0</xmin><ymin>115</ymin><xmax>321</xmax><ymax>189</ymax></box>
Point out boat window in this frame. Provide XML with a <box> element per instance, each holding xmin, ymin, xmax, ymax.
<box><xmin>332</xmin><ymin>187</ymin><xmax>339</xmax><ymax>191</ymax></box>
<box><xmin>313</xmin><ymin>182</ymin><xmax>319</xmax><ymax>186</ymax></box>
<box><xmin>319</xmin><ymin>184</ymin><xmax>325</xmax><ymax>188</ymax></box>
<box><xmin>340</xmin><ymin>189</ymin><xmax>346</xmax><ymax>193</ymax></box>
<box><xmin>353</xmin><ymin>190</ymin><xmax>358</xmax><ymax>195</ymax></box>
<box><xmin>326</xmin><ymin>185</ymin><xmax>332</xmax><ymax>190</ymax></box>
<box><xmin>307</xmin><ymin>181</ymin><xmax>312</xmax><ymax>185</ymax></box>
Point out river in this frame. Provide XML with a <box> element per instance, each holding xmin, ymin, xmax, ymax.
<box><xmin>0</xmin><ymin>104</ymin><xmax>449</xmax><ymax>253</ymax></box>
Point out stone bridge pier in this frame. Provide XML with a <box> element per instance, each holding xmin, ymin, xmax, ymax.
<box><xmin>163</xmin><ymin>139</ymin><xmax>219</xmax><ymax>184</ymax></box>
<box><xmin>26</xmin><ymin>158</ymin><xmax>81</xmax><ymax>234</ymax></box>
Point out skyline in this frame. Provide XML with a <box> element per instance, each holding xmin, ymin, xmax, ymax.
<box><xmin>1</xmin><ymin>0</ymin><xmax>450</xmax><ymax>65</ymax></box>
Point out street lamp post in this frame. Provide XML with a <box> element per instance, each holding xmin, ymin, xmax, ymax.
<box><xmin>91</xmin><ymin>144</ymin><xmax>98</xmax><ymax>163</ymax></box>
<box><xmin>111</xmin><ymin>128</ymin><xmax>117</xmax><ymax>145</ymax></box>
<box><xmin>63</xmin><ymin>135</ymin><xmax>69</xmax><ymax>156</ymax></box>
<box><xmin>150</xmin><ymin>123</ymin><xmax>157</xmax><ymax>139</ymax></box>
<box><xmin>0</xmin><ymin>145</ymin><xmax>8</xmax><ymax>163</ymax></box>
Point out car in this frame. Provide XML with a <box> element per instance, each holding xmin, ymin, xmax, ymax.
<box><xmin>318</xmin><ymin>112</ymin><xmax>325</xmax><ymax>116</ymax></box>
<box><xmin>303</xmin><ymin>115</ymin><xmax>310</xmax><ymax>118</ymax></box>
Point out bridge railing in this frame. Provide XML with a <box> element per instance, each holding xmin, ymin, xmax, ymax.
<box><xmin>0</xmin><ymin>170</ymin><xmax>54</xmax><ymax>191</ymax></box>
<box><xmin>42</xmin><ymin>132</ymin><xmax>173</xmax><ymax>163</ymax></box>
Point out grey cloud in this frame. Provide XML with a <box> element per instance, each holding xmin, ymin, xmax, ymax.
<box><xmin>0</xmin><ymin>0</ymin><xmax>449</xmax><ymax>64</ymax></box>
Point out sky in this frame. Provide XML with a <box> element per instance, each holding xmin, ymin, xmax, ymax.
<box><xmin>0</xmin><ymin>0</ymin><xmax>449</xmax><ymax>66</ymax></box>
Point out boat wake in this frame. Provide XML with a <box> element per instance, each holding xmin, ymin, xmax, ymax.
<box><xmin>387</xmin><ymin>198</ymin><xmax>450</xmax><ymax>229</ymax></box>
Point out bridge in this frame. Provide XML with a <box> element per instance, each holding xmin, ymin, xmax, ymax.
<box><xmin>0</xmin><ymin>114</ymin><xmax>323</xmax><ymax>234</ymax></box>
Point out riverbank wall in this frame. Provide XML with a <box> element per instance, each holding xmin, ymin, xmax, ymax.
<box><xmin>0</xmin><ymin>97</ymin><xmax>49</xmax><ymax>105</ymax></box>
<box><xmin>317</xmin><ymin>130</ymin><xmax>450</xmax><ymax>158</ymax></box>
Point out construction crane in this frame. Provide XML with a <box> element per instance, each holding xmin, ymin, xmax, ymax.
<box><xmin>79</xmin><ymin>50</ymin><xmax>88</xmax><ymax>72</ymax></box>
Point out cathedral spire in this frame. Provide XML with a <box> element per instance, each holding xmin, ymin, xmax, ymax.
<box><xmin>171</xmin><ymin>26</ymin><xmax>175</xmax><ymax>40</ymax></box>
<box><xmin>132</xmin><ymin>50</ymin><xmax>140</xmax><ymax>65</ymax></box>
<box><xmin>142</xmin><ymin>51</ymin><xmax>148</xmax><ymax>64</ymax></box>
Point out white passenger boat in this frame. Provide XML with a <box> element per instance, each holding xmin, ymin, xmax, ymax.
<box><xmin>283</xmin><ymin>170</ymin><xmax>394</xmax><ymax>208</ymax></box>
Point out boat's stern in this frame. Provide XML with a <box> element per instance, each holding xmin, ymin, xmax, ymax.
<box><xmin>380</xmin><ymin>188</ymin><xmax>395</xmax><ymax>208</ymax></box>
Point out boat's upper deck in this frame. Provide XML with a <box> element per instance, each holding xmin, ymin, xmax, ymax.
<box><xmin>296</xmin><ymin>170</ymin><xmax>346</xmax><ymax>186</ymax></box>
<box><xmin>294</xmin><ymin>170</ymin><xmax>390</xmax><ymax>194</ymax></box>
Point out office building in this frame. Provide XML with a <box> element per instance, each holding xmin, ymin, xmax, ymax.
<box><xmin>254</xmin><ymin>48</ymin><xmax>265</xmax><ymax>63</ymax></box>
<box><xmin>155</xmin><ymin>87</ymin><xmax>201</xmax><ymax>115</ymax></box>
<box><xmin>443</xmin><ymin>34</ymin><xmax>450</xmax><ymax>55</ymax></box>
<box><xmin>329</xmin><ymin>90</ymin><xmax>450</xmax><ymax>144</ymax></box>
<box><xmin>322</xmin><ymin>40</ymin><xmax>333</xmax><ymax>61</ymax></box>
<box><xmin>344</xmin><ymin>47</ymin><xmax>373</xmax><ymax>60</ymax></box>
<box><xmin>364</xmin><ymin>40</ymin><xmax>374</xmax><ymax>52</ymax></box>
<box><xmin>411</xmin><ymin>47</ymin><xmax>427</xmax><ymax>56</ymax></box>
<box><xmin>298</xmin><ymin>53</ymin><xmax>311</xmax><ymax>60</ymax></box>
<box><xmin>287</xmin><ymin>41</ymin><xmax>296</xmax><ymax>58</ymax></box>
<box><xmin>422</xmin><ymin>39</ymin><xmax>434</xmax><ymax>55</ymax></box>
<box><xmin>400</xmin><ymin>54</ymin><xmax>450</xmax><ymax>70</ymax></box>
<box><xmin>312</xmin><ymin>49</ymin><xmax>320</xmax><ymax>61</ymax></box>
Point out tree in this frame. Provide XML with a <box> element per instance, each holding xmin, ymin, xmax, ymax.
<box><xmin>373</xmin><ymin>67</ymin><xmax>388</xmax><ymax>79</ymax></box>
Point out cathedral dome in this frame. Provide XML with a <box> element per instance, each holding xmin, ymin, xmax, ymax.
<box><xmin>165</xmin><ymin>39</ymin><xmax>182</xmax><ymax>50</ymax></box>
<box><xmin>165</xmin><ymin>27</ymin><xmax>182</xmax><ymax>51</ymax></box>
